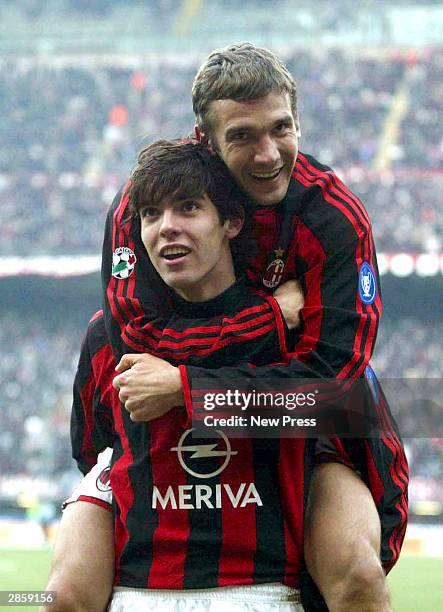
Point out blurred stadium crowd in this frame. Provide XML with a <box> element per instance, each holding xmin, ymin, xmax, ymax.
<box><xmin>1</xmin><ymin>48</ymin><xmax>442</xmax><ymax>255</ymax></box>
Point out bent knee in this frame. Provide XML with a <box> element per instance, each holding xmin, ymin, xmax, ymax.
<box><xmin>345</xmin><ymin>552</ymin><xmax>386</xmax><ymax>592</ymax></box>
<box><xmin>326</xmin><ymin>550</ymin><xmax>389</xmax><ymax>610</ymax></box>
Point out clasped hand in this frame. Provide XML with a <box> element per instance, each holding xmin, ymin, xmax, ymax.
<box><xmin>112</xmin><ymin>353</ymin><xmax>184</xmax><ymax>422</ymax></box>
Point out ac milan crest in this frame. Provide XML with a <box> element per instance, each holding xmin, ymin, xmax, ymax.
<box><xmin>96</xmin><ymin>466</ymin><xmax>112</xmax><ymax>492</ymax></box>
<box><xmin>263</xmin><ymin>248</ymin><xmax>285</xmax><ymax>289</ymax></box>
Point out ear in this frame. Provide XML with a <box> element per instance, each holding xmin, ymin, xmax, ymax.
<box><xmin>195</xmin><ymin>125</ymin><xmax>217</xmax><ymax>156</ymax></box>
<box><xmin>194</xmin><ymin>125</ymin><xmax>206</xmax><ymax>143</ymax></box>
<box><xmin>224</xmin><ymin>216</ymin><xmax>244</xmax><ymax>239</ymax></box>
<box><xmin>294</xmin><ymin>117</ymin><xmax>301</xmax><ymax>138</ymax></box>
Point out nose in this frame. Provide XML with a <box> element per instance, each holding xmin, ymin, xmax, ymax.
<box><xmin>253</xmin><ymin>134</ymin><xmax>280</xmax><ymax>166</ymax></box>
<box><xmin>159</xmin><ymin>208</ymin><xmax>182</xmax><ymax>238</ymax></box>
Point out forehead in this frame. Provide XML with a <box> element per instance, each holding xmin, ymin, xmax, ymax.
<box><xmin>209</xmin><ymin>91</ymin><xmax>293</xmax><ymax>135</ymax></box>
<box><xmin>155</xmin><ymin>191</ymin><xmax>215</xmax><ymax>209</ymax></box>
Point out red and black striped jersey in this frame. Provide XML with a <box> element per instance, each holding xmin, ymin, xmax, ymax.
<box><xmin>71</xmin><ymin>282</ymin><xmax>312</xmax><ymax>591</ymax></box>
<box><xmin>98</xmin><ymin>151</ymin><xmax>408</xmax><ymax>602</ymax></box>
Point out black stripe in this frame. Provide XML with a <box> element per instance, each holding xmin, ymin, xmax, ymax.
<box><xmin>118</xmin><ymin>415</ymin><xmax>157</xmax><ymax>587</ymax></box>
<box><xmin>296</xmin><ymin>158</ymin><xmax>369</xmax><ymax>243</ymax></box>
<box><xmin>298</xmin><ymin>153</ymin><xmax>382</xmax><ymax>374</ymax></box>
<box><xmin>183</xmin><ymin>431</ymin><xmax>223</xmax><ymax>588</ymax></box>
<box><xmin>92</xmin><ymin>386</ymin><xmax>114</xmax><ymax>450</ymax></box>
<box><xmin>252</xmin><ymin>439</ymin><xmax>286</xmax><ymax>583</ymax></box>
<box><xmin>298</xmin><ymin>153</ymin><xmax>371</xmax><ymax>230</ymax></box>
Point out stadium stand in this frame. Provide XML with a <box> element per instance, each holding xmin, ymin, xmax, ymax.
<box><xmin>1</xmin><ymin>50</ymin><xmax>442</xmax><ymax>255</ymax></box>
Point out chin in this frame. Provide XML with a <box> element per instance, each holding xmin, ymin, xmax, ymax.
<box><xmin>256</xmin><ymin>188</ymin><xmax>287</xmax><ymax>206</ymax></box>
<box><xmin>248</xmin><ymin>178</ymin><xmax>290</xmax><ymax>206</ymax></box>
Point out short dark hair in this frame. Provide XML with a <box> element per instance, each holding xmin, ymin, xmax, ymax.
<box><xmin>192</xmin><ymin>42</ymin><xmax>298</xmax><ymax>136</ymax></box>
<box><xmin>129</xmin><ymin>139</ymin><xmax>255</xmax><ymax>273</ymax></box>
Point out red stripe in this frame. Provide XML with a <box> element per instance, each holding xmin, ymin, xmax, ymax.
<box><xmin>128</xmin><ymin>320</ymin><xmax>221</xmax><ymax>342</ymax></box>
<box><xmin>157</xmin><ymin>313</ymin><xmax>274</xmax><ymax>350</ymax></box>
<box><xmin>374</xmin><ymin>398</ymin><xmax>409</xmax><ymax>566</ymax></box>
<box><xmin>112</xmin><ymin>388</ymin><xmax>135</xmax><ymax>585</ymax></box>
<box><xmin>264</xmin><ymin>296</ymin><xmax>288</xmax><ymax>357</ymax></box>
<box><xmin>120</xmin><ymin>330</ymin><xmax>149</xmax><ymax>353</ymax></box>
<box><xmin>338</xmin><ymin>288</ymin><xmax>367</xmax><ymax>378</ymax></box>
<box><xmin>89</xmin><ymin>309</ymin><xmax>104</xmax><ymax>324</ymax></box>
<box><xmin>76</xmin><ymin>496</ymin><xmax>112</xmax><ymax>511</ymax></box>
<box><xmin>123</xmin><ymin>318</ymin><xmax>277</xmax><ymax>360</ymax></box>
<box><xmin>221</xmin><ymin>303</ymin><xmax>272</xmax><ymax>324</ymax></box>
<box><xmin>179</xmin><ymin>366</ymin><xmax>193</xmax><ymax>428</ymax></box>
<box><xmin>142</xmin><ymin>322</ymin><xmax>277</xmax><ymax>361</ymax></box>
<box><xmin>295</xmin><ymin>170</ymin><xmax>364</xmax><ymax>240</ymax></box>
<box><xmin>364</xmin><ymin>441</ymin><xmax>385</xmax><ymax>506</ymax></box>
<box><xmin>296</xmin><ymin>153</ymin><xmax>371</xmax><ymax>229</ymax></box>
<box><xmin>296</xmin><ymin>167</ymin><xmax>375</xmax><ymax>378</ymax></box>
<box><xmin>385</xmin><ymin>441</ymin><xmax>409</xmax><ymax>561</ymax></box>
<box><xmin>128</xmin><ymin>303</ymin><xmax>273</xmax><ymax>342</ymax></box>
<box><xmin>295</xmin><ymin>155</ymin><xmax>380</xmax><ymax>378</ymax></box>
<box><xmin>338</xmin><ymin>244</ymin><xmax>379</xmax><ymax>379</ymax></box>
<box><xmin>218</xmin><ymin>438</ymin><xmax>256</xmax><ymax>586</ymax></box>
<box><xmin>79</xmin><ymin>344</ymin><xmax>112</xmax><ymax>468</ymax></box>
<box><xmin>127</xmin><ymin>314</ymin><xmax>273</xmax><ymax>348</ymax></box>
<box><xmin>279</xmin><ymin>439</ymin><xmax>305</xmax><ymax>587</ymax></box>
<box><xmin>147</xmin><ymin>412</ymin><xmax>190</xmax><ymax>588</ymax></box>
<box><xmin>79</xmin><ymin>376</ymin><xmax>96</xmax><ymax>468</ymax></box>
<box><xmin>287</xmin><ymin>221</ymin><xmax>325</xmax><ymax>359</ymax></box>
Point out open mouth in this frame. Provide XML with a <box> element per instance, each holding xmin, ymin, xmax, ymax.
<box><xmin>160</xmin><ymin>246</ymin><xmax>191</xmax><ymax>261</ymax></box>
<box><xmin>249</xmin><ymin>167</ymin><xmax>283</xmax><ymax>181</ymax></box>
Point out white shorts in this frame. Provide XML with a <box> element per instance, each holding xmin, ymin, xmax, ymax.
<box><xmin>63</xmin><ymin>448</ymin><xmax>113</xmax><ymax>510</ymax></box>
<box><xmin>109</xmin><ymin>583</ymin><xmax>303</xmax><ymax>611</ymax></box>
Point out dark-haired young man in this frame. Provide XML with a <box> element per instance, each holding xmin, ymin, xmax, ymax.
<box><xmin>45</xmin><ymin>140</ymin><xmax>307</xmax><ymax>611</ymax></box>
<box><xmin>104</xmin><ymin>44</ymin><xmax>408</xmax><ymax>612</ymax></box>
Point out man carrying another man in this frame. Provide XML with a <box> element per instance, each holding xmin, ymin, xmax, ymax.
<box><xmin>46</xmin><ymin>43</ymin><xmax>408</xmax><ymax>612</ymax></box>
<box><xmin>106</xmin><ymin>43</ymin><xmax>408</xmax><ymax>610</ymax></box>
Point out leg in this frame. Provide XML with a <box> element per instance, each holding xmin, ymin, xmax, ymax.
<box><xmin>304</xmin><ymin>462</ymin><xmax>391</xmax><ymax>612</ymax></box>
<box><xmin>42</xmin><ymin>501</ymin><xmax>114</xmax><ymax>612</ymax></box>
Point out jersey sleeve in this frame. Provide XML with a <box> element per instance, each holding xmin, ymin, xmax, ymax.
<box><xmin>71</xmin><ymin>312</ymin><xmax>115</xmax><ymax>475</ymax></box>
<box><xmin>290</xmin><ymin>153</ymin><xmax>382</xmax><ymax>378</ymax></box>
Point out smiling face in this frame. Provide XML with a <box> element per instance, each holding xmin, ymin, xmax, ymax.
<box><xmin>140</xmin><ymin>194</ymin><xmax>242</xmax><ymax>303</ymax></box>
<box><xmin>207</xmin><ymin>92</ymin><xmax>300</xmax><ymax>206</ymax></box>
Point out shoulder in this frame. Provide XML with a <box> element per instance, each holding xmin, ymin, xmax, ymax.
<box><xmin>82</xmin><ymin>310</ymin><xmax>110</xmax><ymax>358</ymax></box>
<box><xmin>291</xmin><ymin>152</ymin><xmax>372</xmax><ymax>250</ymax></box>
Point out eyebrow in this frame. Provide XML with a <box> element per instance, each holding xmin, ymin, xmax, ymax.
<box><xmin>224</xmin><ymin>113</ymin><xmax>294</xmax><ymax>138</ymax></box>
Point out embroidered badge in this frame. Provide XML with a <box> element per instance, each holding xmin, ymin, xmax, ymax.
<box><xmin>263</xmin><ymin>248</ymin><xmax>285</xmax><ymax>289</ymax></box>
<box><xmin>96</xmin><ymin>466</ymin><xmax>112</xmax><ymax>492</ymax></box>
<box><xmin>112</xmin><ymin>247</ymin><xmax>136</xmax><ymax>279</ymax></box>
<box><xmin>359</xmin><ymin>262</ymin><xmax>377</xmax><ymax>304</ymax></box>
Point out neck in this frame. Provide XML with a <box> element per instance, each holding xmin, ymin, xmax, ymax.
<box><xmin>175</xmin><ymin>261</ymin><xmax>236</xmax><ymax>303</ymax></box>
